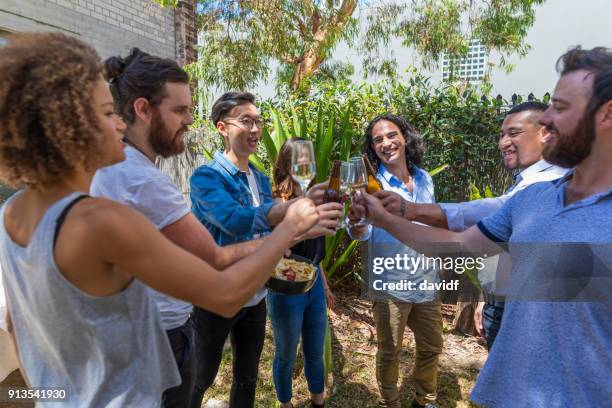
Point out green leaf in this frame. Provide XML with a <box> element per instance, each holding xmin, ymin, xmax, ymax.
<box><xmin>468</xmin><ymin>181</ymin><xmax>482</xmax><ymax>201</ymax></box>
<box><xmin>249</xmin><ymin>154</ymin><xmax>267</xmax><ymax>175</ymax></box>
<box><xmin>322</xmin><ymin>229</ymin><xmax>344</xmax><ymax>271</ymax></box>
<box><xmin>464</xmin><ymin>269</ymin><xmax>482</xmax><ymax>291</ymax></box>
<box><xmin>270</xmin><ymin>108</ymin><xmax>288</xmax><ymax>151</ymax></box>
<box><xmin>327</xmin><ymin>240</ymin><xmax>359</xmax><ymax>278</ymax></box>
<box><xmin>316</xmin><ymin>112</ymin><xmax>336</xmax><ymax>183</ymax></box>
<box><xmin>290</xmin><ymin>105</ymin><xmax>301</xmax><ymax>139</ymax></box>
<box><xmin>338</xmin><ymin>102</ymin><xmax>355</xmax><ymax>161</ymax></box>
<box><xmin>323</xmin><ymin>316</ymin><xmax>333</xmax><ymax>385</ymax></box>
<box><xmin>427</xmin><ymin>163</ymin><xmax>449</xmax><ymax>177</ymax></box>
<box><xmin>260</xmin><ymin>127</ymin><xmax>278</xmax><ymax>163</ymax></box>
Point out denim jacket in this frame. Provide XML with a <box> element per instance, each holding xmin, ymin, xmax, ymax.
<box><xmin>190</xmin><ymin>151</ymin><xmax>275</xmax><ymax>246</ymax></box>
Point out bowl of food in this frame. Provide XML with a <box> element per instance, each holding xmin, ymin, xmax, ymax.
<box><xmin>266</xmin><ymin>254</ymin><xmax>318</xmax><ymax>295</ymax></box>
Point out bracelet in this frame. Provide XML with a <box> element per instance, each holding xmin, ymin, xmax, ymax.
<box><xmin>400</xmin><ymin>199</ymin><xmax>406</xmax><ymax>218</ymax></box>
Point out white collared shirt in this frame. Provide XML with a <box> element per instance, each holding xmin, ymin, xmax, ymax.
<box><xmin>440</xmin><ymin>160</ymin><xmax>568</xmax><ymax>232</ymax></box>
<box><xmin>439</xmin><ymin>160</ymin><xmax>568</xmax><ymax>296</ymax></box>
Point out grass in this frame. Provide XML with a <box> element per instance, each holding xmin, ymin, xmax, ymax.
<box><xmin>201</xmin><ymin>294</ymin><xmax>486</xmax><ymax>408</ymax></box>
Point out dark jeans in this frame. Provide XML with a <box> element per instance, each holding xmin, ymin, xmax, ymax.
<box><xmin>482</xmin><ymin>300</ymin><xmax>505</xmax><ymax>351</ymax></box>
<box><xmin>191</xmin><ymin>299</ymin><xmax>267</xmax><ymax>408</ymax></box>
<box><xmin>163</xmin><ymin>318</ymin><xmax>197</xmax><ymax>408</ymax></box>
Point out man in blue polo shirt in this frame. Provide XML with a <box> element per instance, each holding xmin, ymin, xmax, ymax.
<box><xmin>358</xmin><ymin>46</ymin><xmax>612</xmax><ymax>407</ymax></box>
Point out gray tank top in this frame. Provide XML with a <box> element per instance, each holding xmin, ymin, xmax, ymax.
<box><xmin>0</xmin><ymin>192</ymin><xmax>180</xmax><ymax>407</ymax></box>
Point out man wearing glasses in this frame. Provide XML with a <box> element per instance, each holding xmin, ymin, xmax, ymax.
<box><xmin>376</xmin><ymin>102</ymin><xmax>567</xmax><ymax>349</ymax></box>
<box><xmin>189</xmin><ymin>92</ymin><xmax>340</xmax><ymax>408</ymax></box>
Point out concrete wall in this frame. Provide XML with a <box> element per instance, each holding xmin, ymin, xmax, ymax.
<box><xmin>0</xmin><ymin>0</ymin><xmax>176</xmax><ymax>60</ymax></box>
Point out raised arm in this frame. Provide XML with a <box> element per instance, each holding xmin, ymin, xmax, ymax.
<box><xmin>87</xmin><ymin>198</ymin><xmax>318</xmax><ymax>317</ymax></box>
<box><xmin>161</xmin><ymin>213</ymin><xmax>264</xmax><ymax>269</ymax></box>
<box><xmin>259</xmin><ymin>181</ymin><xmax>332</xmax><ymax>227</ymax></box>
<box><xmin>374</xmin><ymin>190</ymin><xmax>450</xmax><ymax>229</ymax></box>
<box><xmin>190</xmin><ymin>167</ymin><xmax>275</xmax><ymax>237</ymax></box>
<box><xmin>361</xmin><ymin>191</ymin><xmax>502</xmax><ymax>257</ymax></box>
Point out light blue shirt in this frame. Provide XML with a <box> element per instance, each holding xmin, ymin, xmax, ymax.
<box><xmin>440</xmin><ymin>160</ymin><xmax>568</xmax><ymax>296</ymax></box>
<box><xmin>364</xmin><ymin>164</ymin><xmax>440</xmax><ymax>303</ymax></box>
<box><xmin>470</xmin><ymin>173</ymin><xmax>612</xmax><ymax>407</ymax></box>
<box><xmin>440</xmin><ymin>160</ymin><xmax>568</xmax><ymax>232</ymax></box>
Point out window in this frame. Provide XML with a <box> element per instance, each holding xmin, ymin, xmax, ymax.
<box><xmin>441</xmin><ymin>39</ymin><xmax>487</xmax><ymax>83</ymax></box>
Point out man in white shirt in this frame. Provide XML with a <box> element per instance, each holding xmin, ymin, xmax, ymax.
<box><xmin>90</xmin><ymin>49</ymin><xmax>275</xmax><ymax>408</ymax></box>
<box><xmin>376</xmin><ymin>102</ymin><xmax>567</xmax><ymax>349</ymax></box>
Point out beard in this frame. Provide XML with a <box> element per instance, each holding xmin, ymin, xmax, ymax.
<box><xmin>543</xmin><ymin>111</ymin><xmax>596</xmax><ymax>168</ymax></box>
<box><xmin>149</xmin><ymin>110</ymin><xmax>188</xmax><ymax>158</ymax></box>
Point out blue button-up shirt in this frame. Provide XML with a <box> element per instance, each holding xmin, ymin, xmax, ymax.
<box><xmin>366</xmin><ymin>164</ymin><xmax>440</xmax><ymax>303</ymax></box>
<box><xmin>190</xmin><ymin>151</ymin><xmax>275</xmax><ymax>306</ymax></box>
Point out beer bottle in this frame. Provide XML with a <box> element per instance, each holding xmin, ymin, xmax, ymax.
<box><xmin>362</xmin><ymin>154</ymin><xmax>384</xmax><ymax>194</ymax></box>
<box><xmin>324</xmin><ymin>160</ymin><xmax>342</xmax><ymax>203</ymax></box>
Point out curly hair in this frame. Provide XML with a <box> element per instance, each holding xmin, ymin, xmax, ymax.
<box><xmin>0</xmin><ymin>32</ymin><xmax>103</xmax><ymax>189</ymax></box>
<box><xmin>362</xmin><ymin>114</ymin><xmax>425</xmax><ymax>175</ymax></box>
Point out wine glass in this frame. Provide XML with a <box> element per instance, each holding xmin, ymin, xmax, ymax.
<box><xmin>338</xmin><ymin>162</ymin><xmax>352</xmax><ymax>228</ymax></box>
<box><xmin>348</xmin><ymin>156</ymin><xmax>367</xmax><ymax>226</ymax></box>
<box><xmin>349</xmin><ymin>156</ymin><xmax>367</xmax><ymax>193</ymax></box>
<box><xmin>291</xmin><ymin>140</ymin><xmax>316</xmax><ymax>197</ymax></box>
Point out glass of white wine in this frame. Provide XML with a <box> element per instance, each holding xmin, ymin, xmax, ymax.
<box><xmin>338</xmin><ymin>161</ymin><xmax>352</xmax><ymax>228</ymax></box>
<box><xmin>291</xmin><ymin>140</ymin><xmax>316</xmax><ymax>197</ymax></box>
<box><xmin>348</xmin><ymin>156</ymin><xmax>368</xmax><ymax>226</ymax></box>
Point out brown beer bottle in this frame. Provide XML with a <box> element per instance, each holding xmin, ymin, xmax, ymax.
<box><xmin>362</xmin><ymin>154</ymin><xmax>384</xmax><ymax>194</ymax></box>
<box><xmin>324</xmin><ymin>160</ymin><xmax>342</xmax><ymax>203</ymax></box>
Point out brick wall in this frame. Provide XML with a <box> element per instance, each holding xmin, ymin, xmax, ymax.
<box><xmin>174</xmin><ymin>0</ymin><xmax>197</xmax><ymax>65</ymax></box>
<box><xmin>0</xmin><ymin>0</ymin><xmax>177</xmax><ymax>60</ymax></box>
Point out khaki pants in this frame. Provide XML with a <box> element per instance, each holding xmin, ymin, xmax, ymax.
<box><xmin>372</xmin><ymin>300</ymin><xmax>443</xmax><ymax>407</ymax></box>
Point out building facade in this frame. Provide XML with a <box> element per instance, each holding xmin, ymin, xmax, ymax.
<box><xmin>0</xmin><ymin>0</ymin><xmax>196</xmax><ymax>64</ymax></box>
<box><xmin>0</xmin><ymin>0</ymin><xmax>198</xmax><ymax>202</ymax></box>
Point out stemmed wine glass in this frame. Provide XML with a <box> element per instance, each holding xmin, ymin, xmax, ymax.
<box><xmin>338</xmin><ymin>162</ymin><xmax>352</xmax><ymax>228</ymax></box>
<box><xmin>348</xmin><ymin>156</ymin><xmax>368</xmax><ymax>226</ymax></box>
<box><xmin>291</xmin><ymin>140</ymin><xmax>316</xmax><ymax>197</ymax></box>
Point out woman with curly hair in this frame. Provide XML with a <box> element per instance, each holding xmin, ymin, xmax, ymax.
<box><xmin>268</xmin><ymin>138</ymin><xmax>339</xmax><ymax>408</ymax></box>
<box><xmin>0</xmin><ymin>33</ymin><xmax>318</xmax><ymax>407</ymax></box>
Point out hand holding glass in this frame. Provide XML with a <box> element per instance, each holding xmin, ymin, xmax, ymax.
<box><xmin>348</xmin><ymin>156</ymin><xmax>368</xmax><ymax>226</ymax></box>
<box><xmin>291</xmin><ymin>141</ymin><xmax>316</xmax><ymax>197</ymax></box>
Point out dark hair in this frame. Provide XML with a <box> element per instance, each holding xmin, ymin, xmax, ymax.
<box><xmin>272</xmin><ymin>138</ymin><xmax>305</xmax><ymax>201</ymax></box>
<box><xmin>104</xmin><ymin>48</ymin><xmax>189</xmax><ymax>124</ymax></box>
<box><xmin>506</xmin><ymin>101</ymin><xmax>549</xmax><ymax>125</ymax></box>
<box><xmin>507</xmin><ymin>101</ymin><xmax>549</xmax><ymax>116</ymax></box>
<box><xmin>362</xmin><ymin>114</ymin><xmax>424</xmax><ymax>174</ymax></box>
<box><xmin>0</xmin><ymin>32</ymin><xmax>103</xmax><ymax>188</ymax></box>
<box><xmin>210</xmin><ymin>92</ymin><xmax>256</xmax><ymax>126</ymax></box>
<box><xmin>557</xmin><ymin>46</ymin><xmax>612</xmax><ymax>115</ymax></box>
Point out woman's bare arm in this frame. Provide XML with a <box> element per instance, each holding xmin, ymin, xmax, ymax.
<box><xmin>64</xmin><ymin>198</ymin><xmax>318</xmax><ymax>317</ymax></box>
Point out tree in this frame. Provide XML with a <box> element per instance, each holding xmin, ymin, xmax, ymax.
<box><xmin>155</xmin><ymin>0</ymin><xmax>545</xmax><ymax>93</ymax></box>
